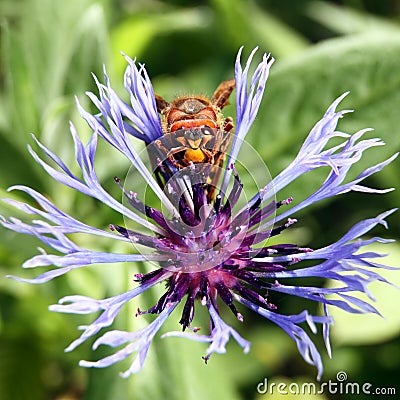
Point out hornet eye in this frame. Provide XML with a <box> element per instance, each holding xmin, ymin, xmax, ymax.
<box><xmin>202</xmin><ymin>127</ymin><xmax>214</xmax><ymax>135</ymax></box>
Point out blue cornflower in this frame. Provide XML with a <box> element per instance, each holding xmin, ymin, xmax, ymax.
<box><xmin>2</xmin><ymin>47</ymin><xmax>397</xmax><ymax>380</ymax></box>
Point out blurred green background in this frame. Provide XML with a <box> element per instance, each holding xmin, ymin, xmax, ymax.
<box><xmin>0</xmin><ymin>0</ymin><xmax>399</xmax><ymax>399</ymax></box>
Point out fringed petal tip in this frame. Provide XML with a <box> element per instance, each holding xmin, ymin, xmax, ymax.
<box><xmin>326</xmin><ymin>91</ymin><xmax>351</xmax><ymax>115</ymax></box>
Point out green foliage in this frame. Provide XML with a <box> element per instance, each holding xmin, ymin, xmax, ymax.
<box><xmin>0</xmin><ymin>0</ymin><xmax>399</xmax><ymax>399</ymax></box>
<box><xmin>250</xmin><ymin>31</ymin><xmax>400</xmax><ymax>236</ymax></box>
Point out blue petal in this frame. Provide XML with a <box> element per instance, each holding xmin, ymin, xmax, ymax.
<box><xmin>79</xmin><ymin>302</ymin><xmax>177</xmax><ymax>377</ymax></box>
<box><xmin>220</xmin><ymin>47</ymin><xmax>274</xmax><ymax>197</ymax></box>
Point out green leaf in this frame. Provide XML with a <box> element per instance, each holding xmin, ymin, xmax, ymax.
<box><xmin>0</xmin><ymin>0</ymin><xmax>110</xmax><ymax>193</ymax></box>
<box><xmin>110</xmin><ymin>7</ymin><xmax>209</xmax><ymax>76</ymax></box>
<box><xmin>210</xmin><ymin>0</ymin><xmax>309</xmax><ymax>58</ymax></box>
<box><xmin>250</xmin><ymin>32</ymin><xmax>400</xmax><ymax>200</ymax></box>
<box><xmin>307</xmin><ymin>1</ymin><xmax>400</xmax><ymax>35</ymax></box>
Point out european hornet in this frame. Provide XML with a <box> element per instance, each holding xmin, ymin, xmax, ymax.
<box><xmin>153</xmin><ymin>79</ymin><xmax>236</xmax><ymax>203</ymax></box>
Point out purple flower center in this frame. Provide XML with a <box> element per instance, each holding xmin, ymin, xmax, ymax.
<box><xmin>113</xmin><ymin>159</ymin><xmax>307</xmax><ymax>332</ymax></box>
